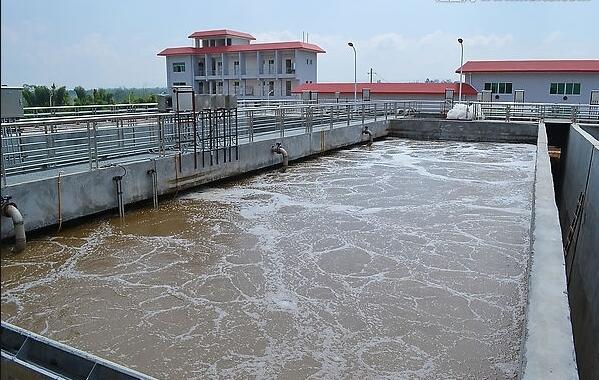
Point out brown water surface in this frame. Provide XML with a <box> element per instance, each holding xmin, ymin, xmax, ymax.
<box><xmin>1</xmin><ymin>139</ymin><xmax>536</xmax><ymax>379</ymax></box>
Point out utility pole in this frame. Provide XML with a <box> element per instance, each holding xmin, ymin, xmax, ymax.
<box><xmin>369</xmin><ymin>68</ymin><xmax>373</xmax><ymax>83</ymax></box>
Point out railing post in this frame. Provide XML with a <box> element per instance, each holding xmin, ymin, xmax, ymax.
<box><xmin>347</xmin><ymin>105</ymin><xmax>350</xmax><ymax>126</ymax></box>
<box><xmin>330</xmin><ymin>106</ymin><xmax>334</xmax><ymax>130</ymax></box>
<box><xmin>505</xmin><ymin>104</ymin><xmax>511</xmax><ymax>122</ymax></box>
<box><xmin>361</xmin><ymin>104</ymin><xmax>365</xmax><ymax>125</ymax></box>
<box><xmin>571</xmin><ymin>106</ymin><xmax>578</xmax><ymax>123</ymax></box>
<box><xmin>249</xmin><ymin>110</ymin><xmax>254</xmax><ymax>142</ymax></box>
<box><xmin>374</xmin><ymin>103</ymin><xmax>377</xmax><ymax>122</ymax></box>
<box><xmin>86</xmin><ymin>122</ymin><xmax>93</xmax><ymax>171</ymax></box>
<box><xmin>93</xmin><ymin>121</ymin><xmax>99</xmax><ymax>169</ymax></box>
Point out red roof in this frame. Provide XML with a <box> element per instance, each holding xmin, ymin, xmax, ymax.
<box><xmin>457</xmin><ymin>60</ymin><xmax>599</xmax><ymax>73</ymax></box>
<box><xmin>158</xmin><ymin>42</ymin><xmax>325</xmax><ymax>56</ymax></box>
<box><xmin>292</xmin><ymin>82</ymin><xmax>477</xmax><ymax>95</ymax></box>
<box><xmin>188</xmin><ymin>29</ymin><xmax>256</xmax><ymax>40</ymax></box>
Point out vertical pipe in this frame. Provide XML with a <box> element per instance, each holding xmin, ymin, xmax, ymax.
<box><xmin>235</xmin><ymin>108</ymin><xmax>239</xmax><ymax>161</ymax></box>
<box><xmin>92</xmin><ymin>122</ymin><xmax>99</xmax><ymax>169</ymax></box>
<box><xmin>86</xmin><ymin>122</ymin><xmax>92</xmax><ymax>170</ymax></box>
<box><xmin>57</xmin><ymin>171</ymin><xmax>63</xmax><ymax>232</ymax></box>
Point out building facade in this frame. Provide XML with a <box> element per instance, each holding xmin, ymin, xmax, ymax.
<box><xmin>457</xmin><ymin>60</ymin><xmax>599</xmax><ymax>104</ymax></box>
<box><xmin>158</xmin><ymin>29</ymin><xmax>325</xmax><ymax>98</ymax></box>
<box><xmin>292</xmin><ymin>82</ymin><xmax>478</xmax><ymax>102</ymax></box>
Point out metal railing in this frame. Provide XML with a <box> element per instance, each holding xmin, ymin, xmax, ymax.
<box><xmin>1</xmin><ymin>101</ymin><xmax>414</xmax><ymax>185</ymax></box>
<box><xmin>3</xmin><ymin>99</ymin><xmax>597</xmax><ymax>186</ymax></box>
<box><xmin>23</xmin><ymin>103</ymin><xmax>158</xmax><ymax>118</ymax></box>
<box><xmin>466</xmin><ymin>101</ymin><xmax>599</xmax><ymax>124</ymax></box>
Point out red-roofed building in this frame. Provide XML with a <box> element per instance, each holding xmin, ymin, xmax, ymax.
<box><xmin>456</xmin><ymin>60</ymin><xmax>599</xmax><ymax>103</ymax></box>
<box><xmin>292</xmin><ymin>82</ymin><xmax>477</xmax><ymax>102</ymax></box>
<box><xmin>158</xmin><ymin>29</ymin><xmax>325</xmax><ymax>98</ymax></box>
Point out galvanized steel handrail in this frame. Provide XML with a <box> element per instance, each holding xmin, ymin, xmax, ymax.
<box><xmin>3</xmin><ymin>99</ymin><xmax>597</xmax><ymax>186</ymax></box>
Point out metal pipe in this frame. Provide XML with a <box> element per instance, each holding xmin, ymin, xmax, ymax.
<box><xmin>2</xmin><ymin>202</ymin><xmax>26</xmax><ymax>252</ymax></box>
<box><xmin>57</xmin><ymin>171</ymin><xmax>63</xmax><ymax>232</ymax></box>
<box><xmin>271</xmin><ymin>142</ymin><xmax>288</xmax><ymax>172</ymax></box>
<box><xmin>458</xmin><ymin>38</ymin><xmax>464</xmax><ymax>103</ymax></box>
<box><xmin>362</xmin><ymin>126</ymin><xmax>373</xmax><ymax>146</ymax></box>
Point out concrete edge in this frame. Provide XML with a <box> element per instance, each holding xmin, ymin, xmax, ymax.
<box><xmin>521</xmin><ymin>122</ymin><xmax>578</xmax><ymax>379</ymax></box>
<box><xmin>572</xmin><ymin>123</ymin><xmax>599</xmax><ymax>148</ymax></box>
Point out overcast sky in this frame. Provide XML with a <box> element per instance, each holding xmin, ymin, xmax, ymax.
<box><xmin>2</xmin><ymin>0</ymin><xmax>598</xmax><ymax>88</ymax></box>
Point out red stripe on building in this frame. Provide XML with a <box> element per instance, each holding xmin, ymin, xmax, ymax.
<box><xmin>187</xmin><ymin>29</ymin><xmax>256</xmax><ymax>40</ymax></box>
<box><xmin>292</xmin><ymin>82</ymin><xmax>477</xmax><ymax>95</ymax></box>
<box><xmin>158</xmin><ymin>42</ymin><xmax>326</xmax><ymax>56</ymax></box>
<box><xmin>456</xmin><ymin>60</ymin><xmax>599</xmax><ymax>73</ymax></box>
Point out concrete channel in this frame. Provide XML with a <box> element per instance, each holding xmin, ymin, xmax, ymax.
<box><xmin>0</xmin><ymin>116</ymin><xmax>591</xmax><ymax>379</ymax></box>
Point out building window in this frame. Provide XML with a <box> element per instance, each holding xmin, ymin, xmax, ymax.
<box><xmin>550</xmin><ymin>82</ymin><xmax>580</xmax><ymax>95</ymax></box>
<box><xmin>173</xmin><ymin>82</ymin><xmax>187</xmax><ymax>86</ymax></box>
<box><xmin>306</xmin><ymin>59</ymin><xmax>309</xmax><ymax>65</ymax></box>
<box><xmin>286</xmin><ymin>81</ymin><xmax>292</xmax><ymax>96</ymax></box>
<box><xmin>234</xmin><ymin>61</ymin><xmax>240</xmax><ymax>75</ymax></box>
<box><xmin>217</xmin><ymin>81</ymin><xmax>223</xmax><ymax>95</ymax></box>
<box><xmin>245</xmin><ymin>85</ymin><xmax>254</xmax><ymax>96</ymax></box>
<box><xmin>234</xmin><ymin>81</ymin><xmax>240</xmax><ymax>95</ymax></box>
<box><xmin>226</xmin><ymin>38</ymin><xmax>232</xmax><ymax>46</ymax></box>
<box><xmin>309</xmin><ymin>59</ymin><xmax>313</xmax><ymax>65</ymax></box>
<box><xmin>484</xmin><ymin>82</ymin><xmax>512</xmax><ymax>94</ymax></box>
<box><xmin>172</xmin><ymin>62</ymin><xmax>186</xmax><ymax>72</ymax></box>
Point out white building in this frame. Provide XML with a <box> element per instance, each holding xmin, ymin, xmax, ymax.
<box><xmin>292</xmin><ymin>82</ymin><xmax>478</xmax><ymax>102</ymax></box>
<box><xmin>456</xmin><ymin>60</ymin><xmax>599</xmax><ymax>104</ymax></box>
<box><xmin>158</xmin><ymin>29</ymin><xmax>325</xmax><ymax>98</ymax></box>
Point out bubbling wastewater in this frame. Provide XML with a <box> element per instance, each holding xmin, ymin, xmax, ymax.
<box><xmin>1</xmin><ymin>138</ymin><xmax>536</xmax><ymax>379</ymax></box>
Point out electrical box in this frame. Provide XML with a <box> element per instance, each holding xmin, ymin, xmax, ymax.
<box><xmin>157</xmin><ymin>93</ymin><xmax>172</xmax><ymax>112</ymax></box>
<box><xmin>194</xmin><ymin>95</ymin><xmax>237</xmax><ymax>111</ymax></box>
<box><xmin>481</xmin><ymin>90</ymin><xmax>493</xmax><ymax>102</ymax></box>
<box><xmin>172</xmin><ymin>86</ymin><xmax>194</xmax><ymax>111</ymax></box>
<box><xmin>444</xmin><ymin>89</ymin><xmax>454</xmax><ymax>101</ymax></box>
<box><xmin>591</xmin><ymin>90</ymin><xmax>599</xmax><ymax>105</ymax></box>
<box><xmin>1</xmin><ymin>86</ymin><xmax>24</xmax><ymax>120</ymax></box>
<box><xmin>514</xmin><ymin>90</ymin><xmax>525</xmax><ymax>103</ymax></box>
<box><xmin>362</xmin><ymin>88</ymin><xmax>371</xmax><ymax>101</ymax></box>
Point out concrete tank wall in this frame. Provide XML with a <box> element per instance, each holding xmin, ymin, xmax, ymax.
<box><xmin>558</xmin><ymin>124</ymin><xmax>599</xmax><ymax>380</ymax></box>
<box><xmin>1</xmin><ymin>121</ymin><xmax>388</xmax><ymax>239</ymax></box>
<box><xmin>388</xmin><ymin>118</ymin><xmax>538</xmax><ymax>143</ymax></box>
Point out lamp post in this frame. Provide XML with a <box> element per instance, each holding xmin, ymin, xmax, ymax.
<box><xmin>348</xmin><ymin>42</ymin><xmax>357</xmax><ymax>103</ymax></box>
<box><xmin>458</xmin><ymin>38</ymin><xmax>464</xmax><ymax>103</ymax></box>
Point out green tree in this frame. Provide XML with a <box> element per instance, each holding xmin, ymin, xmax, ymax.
<box><xmin>50</xmin><ymin>83</ymin><xmax>70</xmax><ymax>106</ymax></box>
<box><xmin>22</xmin><ymin>85</ymin><xmax>51</xmax><ymax>107</ymax></box>
<box><xmin>92</xmin><ymin>88</ymin><xmax>114</xmax><ymax>105</ymax></box>
<box><xmin>73</xmin><ymin>86</ymin><xmax>91</xmax><ymax>105</ymax></box>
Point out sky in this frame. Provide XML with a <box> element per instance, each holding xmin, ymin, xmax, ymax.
<box><xmin>1</xmin><ymin>0</ymin><xmax>598</xmax><ymax>89</ymax></box>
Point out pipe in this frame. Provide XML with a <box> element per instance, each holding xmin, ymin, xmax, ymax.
<box><xmin>362</xmin><ymin>126</ymin><xmax>373</xmax><ymax>146</ymax></box>
<box><xmin>271</xmin><ymin>143</ymin><xmax>289</xmax><ymax>172</ymax></box>
<box><xmin>2</xmin><ymin>203</ymin><xmax>26</xmax><ymax>252</ymax></box>
<box><xmin>57</xmin><ymin>171</ymin><xmax>63</xmax><ymax>233</ymax></box>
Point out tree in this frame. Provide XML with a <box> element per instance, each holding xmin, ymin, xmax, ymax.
<box><xmin>22</xmin><ymin>85</ymin><xmax>51</xmax><ymax>107</ymax></box>
<box><xmin>92</xmin><ymin>88</ymin><xmax>114</xmax><ymax>105</ymax></box>
<box><xmin>73</xmin><ymin>86</ymin><xmax>91</xmax><ymax>105</ymax></box>
<box><xmin>50</xmin><ymin>83</ymin><xmax>70</xmax><ymax>106</ymax></box>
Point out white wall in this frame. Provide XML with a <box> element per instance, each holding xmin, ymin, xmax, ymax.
<box><xmin>468</xmin><ymin>72</ymin><xmax>599</xmax><ymax>103</ymax></box>
<box><xmin>294</xmin><ymin>50</ymin><xmax>317</xmax><ymax>84</ymax></box>
<box><xmin>166</xmin><ymin>56</ymin><xmax>194</xmax><ymax>90</ymax></box>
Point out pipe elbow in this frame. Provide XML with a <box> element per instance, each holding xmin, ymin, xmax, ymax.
<box><xmin>362</xmin><ymin>128</ymin><xmax>374</xmax><ymax>146</ymax></box>
<box><xmin>271</xmin><ymin>143</ymin><xmax>289</xmax><ymax>172</ymax></box>
<box><xmin>2</xmin><ymin>204</ymin><xmax>26</xmax><ymax>252</ymax></box>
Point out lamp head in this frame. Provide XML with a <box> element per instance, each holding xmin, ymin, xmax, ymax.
<box><xmin>458</xmin><ymin>38</ymin><xmax>463</xmax><ymax>44</ymax></box>
<box><xmin>348</xmin><ymin>42</ymin><xmax>354</xmax><ymax>47</ymax></box>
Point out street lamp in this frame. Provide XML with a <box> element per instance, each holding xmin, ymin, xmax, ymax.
<box><xmin>458</xmin><ymin>38</ymin><xmax>464</xmax><ymax>103</ymax></box>
<box><xmin>348</xmin><ymin>42</ymin><xmax>357</xmax><ymax>103</ymax></box>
